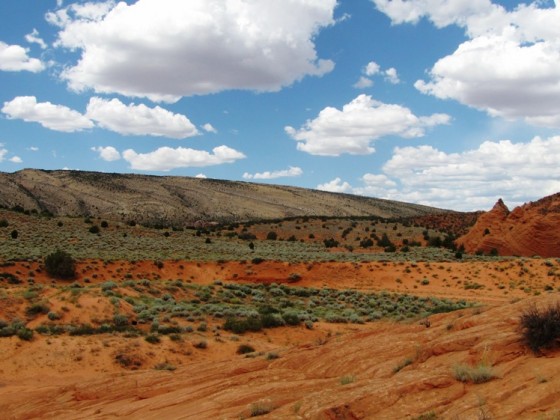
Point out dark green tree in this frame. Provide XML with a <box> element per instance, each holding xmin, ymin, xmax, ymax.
<box><xmin>45</xmin><ymin>250</ymin><xmax>76</xmax><ymax>280</ymax></box>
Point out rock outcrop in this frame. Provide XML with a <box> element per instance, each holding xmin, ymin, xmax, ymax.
<box><xmin>457</xmin><ymin>193</ymin><xmax>560</xmax><ymax>257</ymax></box>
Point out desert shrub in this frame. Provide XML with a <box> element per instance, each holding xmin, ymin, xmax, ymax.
<box><xmin>16</xmin><ymin>328</ymin><xmax>34</xmax><ymax>341</ymax></box>
<box><xmin>68</xmin><ymin>324</ymin><xmax>98</xmax><ymax>336</ymax></box>
<box><xmin>266</xmin><ymin>231</ymin><xmax>278</xmax><ymax>240</ymax></box>
<box><xmin>158</xmin><ymin>325</ymin><xmax>183</xmax><ymax>335</ymax></box>
<box><xmin>340</xmin><ymin>375</ymin><xmax>355</xmax><ymax>385</ymax></box>
<box><xmin>323</xmin><ymin>238</ymin><xmax>339</xmax><ymax>248</ymax></box>
<box><xmin>0</xmin><ymin>219</ymin><xmax>8</xmax><ymax>228</ymax></box>
<box><xmin>193</xmin><ymin>340</ymin><xmax>207</xmax><ymax>349</ymax></box>
<box><xmin>47</xmin><ymin>311</ymin><xmax>61</xmax><ymax>321</ymax></box>
<box><xmin>100</xmin><ymin>220</ymin><xmax>109</xmax><ymax>228</ymax></box>
<box><xmin>237</xmin><ymin>344</ymin><xmax>255</xmax><ymax>354</ymax></box>
<box><xmin>224</xmin><ymin>316</ymin><xmax>263</xmax><ymax>334</ymax></box>
<box><xmin>393</xmin><ymin>357</ymin><xmax>413</xmax><ymax>373</ymax></box>
<box><xmin>0</xmin><ymin>272</ymin><xmax>21</xmax><ymax>284</ymax></box>
<box><xmin>452</xmin><ymin>363</ymin><xmax>496</xmax><ymax>384</ymax></box>
<box><xmin>89</xmin><ymin>225</ymin><xmax>100</xmax><ymax>234</ymax></box>
<box><xmin>360</xmin><ymin>238</ymin><xmax>374</xmax><ymax>248</ymax></box>
<box><xmin>101</xmin><ymin>281</ymin><xmax>118</xmax><ymax>291</ymax></box>
<box><xmin>377</xmin><ymin>233</ymin><xmax>394</xmax><ymax>248</ymax></box>
<box><xmin>26</xmin><ymin>302</ymin><xmax>50</xmax><ymax>317</ymax></box>
<box><xmin>45</xmin><ymin>250</ymin><xmax>76</xmax><ymax>280</ymax></box>
<box><xmin>282</xmin><ymin>310</ymin><xmax>301</xmax><ymax>326</ymax></box>
<box><xmin>238</xmin><ymin>232</ymin><xmax>256</xmax><ymax>240</ymax></box>
<box><xmin>249</xmin><ymin>402</ymin><xmax>273</xmax><ymax>417</ymax></box>
<box><xmin>113</xmin><ymin>313</ymin><xmax>129</xmax><ymax>326</ymax></box>
<box><xmin>154</xmin><ymin>362</ymin><xmax>176</xmax><ymax>371</ymax></box>
<box><xmin>520</xmin><ymin>302</ymin><xmax>560</xmax><ymax>353</ymax></box>
<box><xmin>145</xmin><ymin>334</ymin><xmax>161</xmax><ymax>344</ymax></box>
<box><xmin>288</xmin><ymin>273</ymin><xmax>302</xmax><ymax>283</ymax></box>
<box><xmin>10</xmin><ymin>230</ymin><xmax>18</xmax><ymax>239</ymax></box>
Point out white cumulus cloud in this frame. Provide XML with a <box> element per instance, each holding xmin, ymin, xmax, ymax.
<box><xmin>384</xmin><ymin>68</ymin><xmax>400</xmax><ymax>84</ymax></box>
<box><xmin>285</xmin><ymin>94</ymin><xmax>450</xmax><ymax>156</ymax></box>
<box><xmin>202</xmin><ymin>123</ymin><xmax>218</xmax><ymax>134</ymax></box>
<box><xmin>86</xmin><ymin>97</ymin><xmax>199</xmax><ymax>138</ymax></box>
<box><xmin>25</xmin><ymin>29</ymin><xmax>47</xmax><ymax>49</ymax></box>
<box><xmin>373</xmin><ymin>0</ymin><xmax>560</xmax><ymax>127</ymax></box>
<box><xmin>91</xmin><ymin>146</ymin><xmax>121</xmax><ymax>162</ymax></box>
<box><xmin>0</xmin><ymin>42</ymin><xmax>44</xmax><ymax>72</ymax></box>
<box><xmin>354</xmin><ymin>61</ymin><xmax>399</xmax><ymax>89</ymax></box>
<box><xmin>364</xmin><ymin>61</ymin><xmax>381</xmax><ymax>76</ymax></box>
<box><xmin>353</xmin><ymin>76</ymin><xmax>373</xmax><ymax>89</ymax></box>
<box><xmin>322</xmin><ymin>135</ymin><xmax>560</xmax><ymax>211</ymax></box>
<box><xmin>51</xmin><ymin>0</ymin><xmax>336</xmax><ymax>102</ymax></box>
<box><xmin>122</xmin><ymin>145</ymin><xmax>246</xmax><ymax>171</ymax></box>
<box><xmin>317</xmin><ymin>177</ymin><xmax>353</xmax><ymax>194</ymax></box>
<box><xmin>0</xmin><ymin>144</ymin><xmax>22</xmax><ymax>164</ymax></box>
<box><xmin>243</xmin><ymin>166</ymin><xmax>303</xmax><ymax>180</ymax></box>
<box><xmin>2</xmin><ymin>96</ymin><xmax>94</xmax><ymax>132</ymax></box>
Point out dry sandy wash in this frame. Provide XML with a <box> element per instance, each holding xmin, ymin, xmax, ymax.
<box><xmin>1</xmin><ymin>259</ymin><xmax>560</xmax><ymax>418</ymax></box>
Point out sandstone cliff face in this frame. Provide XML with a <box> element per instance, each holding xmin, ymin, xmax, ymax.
<box><xmin>457</xmin><ymin>193</ymin><xmax>560</xmax><ymax>257</ymax></box>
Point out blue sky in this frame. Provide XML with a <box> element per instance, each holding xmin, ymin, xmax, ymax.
<box><xmin>1</xmin><ymin>0</ymin><xmax>559</xmax><ymax>211</ymax></box>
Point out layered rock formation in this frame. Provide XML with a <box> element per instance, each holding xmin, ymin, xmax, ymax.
<box><xmin>457</xmin><ymin>193</ymin><xmax>560</xmax><ymax>257</ymax></box>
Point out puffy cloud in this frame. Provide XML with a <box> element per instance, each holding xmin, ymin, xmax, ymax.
<box><xmin>353</xmin><ymin>76</ymin><xmax>373</xmax><ymax>89</ymax></box>
<box><xmin>202</xmin><ymin>123</ymin><xmax>218</xmax><ymax>134</ymax></box>
<box><xmin>243</xmin><ymin>166</ymin><xmax>303</xmax><ymax>180</ymax></box>
<box><xmin>25</xmin><ymin>29</ymin><xmax>47</xmax><ymax>49</ymax></box>
<box><xmin>384</xmin><ymin>68</ymin><xmax>400</xmax><ymax>84</ymax></box>
<box><xmin>86</xmin><ymin>97</ymin><xmax>199</xmax><ymax>138</ymax></box>
<box><xmin>122</xmin><ymin>145</ymin><xmax>246</xmax><ymax>171</ymax></box>
<box><xmin>364</xmin><ymin>61</ymin><xmax>381</xmax><ymax>76</ymax></box>
<box><xmin>322</xmin><ymin>135</ymin><xmax>560</xmax><ymax>211</ymax></box>
<box><xmin>285</xmin><ymin>94</ymin><xmax>450</xmax><ymax>156</ymax></box>
<box><xmin>373</xmin><ymin>0</ymin><xmax>560</xmax><ymax>127</ymax></box>
<box><xmin>415</xmin><ymin>32</ymin><xmax>560</xmax><ymax>126</ymax></box>
<box><xmin>2</xmin><ymin>96</ymin><xmax>94</xmax><ymax>132</ymax></box>
<box><xmin>354</xmin><ymin>61</ymin><xmax>399</xmax><ymax>89</ymax></box>
<box><xmin>46</xmin><ymin>1</ymin><xmax>116</xmax><ymax>27</ymax></box>
<box><xmin>91</xmin><ymin>146</ymin><xmax>121</xmax><ymax>162</ymax></box>
<box><xmin>51</xmin><ymin>0</ymin><xmax>336</xmax><ymax>102</ymax></box>
<box><xmin>195</xmin><ymin>173</ymin><xmax>207</xmax><ymax>179</ymax></box>
<box><xmin>0</xmin><ymin>42</ymin><xmax>44</xmax><ymax>72</ymax></box>
<box><xmin>317</xmin><ymin>177</ymin><xmax>353</xmax><ymax>194</ymax></box>
<box><xmin>0</xmin><ymin>144</ymin><xmax>22</xmax><ymax>164</ymax></box>
<box><xmin>372</xmin><ymin>0</ymin><xmax>497</xmax><ymax>28</ymax></box>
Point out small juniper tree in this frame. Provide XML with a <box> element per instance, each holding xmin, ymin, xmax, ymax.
<box><xmin>45</xmin><ymin>250</ymin><xmax>76</xmax><ymax>280</ymax></box>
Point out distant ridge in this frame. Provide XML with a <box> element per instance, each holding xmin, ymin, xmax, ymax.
<box><xmin>0</xmin><ymin>169</ymin><xmax>449</xmax><ymax>225</ymax></box>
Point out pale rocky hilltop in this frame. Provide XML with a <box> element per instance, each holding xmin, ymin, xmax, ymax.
<box><xmin>0</xmin><ymin>169</ymin><xmax>446</xmax><ymax>225</ymax></box>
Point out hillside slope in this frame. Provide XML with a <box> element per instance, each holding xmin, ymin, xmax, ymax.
<box><xmin>457</xmin><ymin>193</ymin><xmax>560</xmax><ymax>257</ymax></box>
<box><xmin>0</xmin><ymin>169</ymin><xmax>447</xmax><ymax>225</ymax></box>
